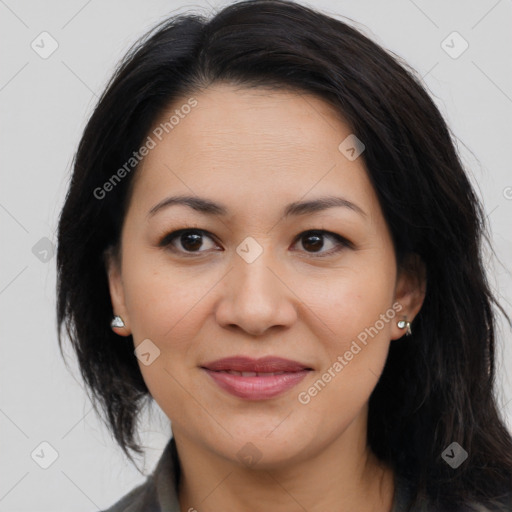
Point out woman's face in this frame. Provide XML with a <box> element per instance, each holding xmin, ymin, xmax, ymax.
<box><xmin>108</xmin><ymin>84</ymin><xmax>423</xmax><ymax>467</ymax></box>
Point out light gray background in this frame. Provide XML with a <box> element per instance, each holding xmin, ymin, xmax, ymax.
<box><xmin>1</xmin><ymin>0</ymin><xmax>511</xmax><ymax>510</ymax></box>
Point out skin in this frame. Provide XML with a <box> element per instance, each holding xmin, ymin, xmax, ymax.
<box><xmin>107</xmin><ymin>84</ymin><xmax>426</xmax><ymax>512</ymax></box>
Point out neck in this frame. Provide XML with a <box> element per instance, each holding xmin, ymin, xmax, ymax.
<box><xmin>173</xmin><ymin>413</ymin><xmax>395</xmax><ymax>512</ymax></box>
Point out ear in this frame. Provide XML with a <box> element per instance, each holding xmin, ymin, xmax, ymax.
<box><xmin>390</xmin><ymin>253</ymin><xmax>426</xmax><ymax>340</ymax></box>
<box><xmin>104</xmin><ymin>246</ymin><xmax>131</xmax><ymax>336</ymax></box>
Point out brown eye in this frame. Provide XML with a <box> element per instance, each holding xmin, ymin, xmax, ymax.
<box><xmin>178</xmin><ymin>231</ymin><xmax>203</xmax><ymax>251</ymax></box>
<box><xmin>292</xmin><ymin>230</ymin><xmax>352</xmax><ymax>257</ymax></box>
<box><xmin>301</xmin><ymin>232</ymin><xmax>324</xmax><ymax>252</ymax></box>
<box><xmin>159</xmin><ymin>229</ymin><xmax>219</xmax><ymax>255</ymax></box>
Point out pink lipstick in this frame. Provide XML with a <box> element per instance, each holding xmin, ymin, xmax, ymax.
<box><xmin>201</xmin><ymin>356</ymin><xmax>312</xmax><ymax>400</ymax></box>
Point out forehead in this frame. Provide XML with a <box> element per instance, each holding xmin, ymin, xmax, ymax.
<box><xmin>153</xmin><ymin>84</ymin><xmax>350</xmax><ymax>158</ymax></box>
<box><xmin>129</xmin><ymin>84</ymin><xmax>378</xmax><ymax>221</ymax></box>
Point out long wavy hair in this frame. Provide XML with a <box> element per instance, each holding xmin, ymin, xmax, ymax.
<box><xmin>56</xmin><ymin>0</ymin><xmax>512</xmax><ymax>509</ymax></box>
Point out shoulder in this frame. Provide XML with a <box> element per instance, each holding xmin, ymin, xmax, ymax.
<box><xmin>99</xmin><ymin>475</ymin><xmax>160</xmax><ymax>512</ymax></box>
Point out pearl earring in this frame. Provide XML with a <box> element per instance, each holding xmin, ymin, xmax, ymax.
<box><xmin>397</xmin><ymin>319</ymin><xmax>412</xmax><ymax>336</ymax></box>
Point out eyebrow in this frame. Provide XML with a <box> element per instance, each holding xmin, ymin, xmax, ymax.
<box><xmin>147</xmin><ymin>194</ymin><xmax>366</xmax><ymax>219</ymax></box>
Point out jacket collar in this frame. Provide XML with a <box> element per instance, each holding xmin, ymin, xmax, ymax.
<box><xmin>152</xmin><ymin>436</ymin><xmax>181</xmax><ymax>511</ymax></box>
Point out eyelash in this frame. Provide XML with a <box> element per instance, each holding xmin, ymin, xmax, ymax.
<box><xmin>158</xmin><ymin>228</ymin><xmax>353</xmax><ymax>258</ymax></box>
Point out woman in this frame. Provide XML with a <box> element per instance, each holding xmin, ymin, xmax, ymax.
<box><xmin>56</xmin><ymin>0</ymin><xmax>512</xmax><ymax>510</ymax></box>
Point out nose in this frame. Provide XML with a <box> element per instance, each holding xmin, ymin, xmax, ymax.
<box><xmin>214</xmin><ymin>247</ymin><xmax>298</xmax><ymax>337</ymax></box>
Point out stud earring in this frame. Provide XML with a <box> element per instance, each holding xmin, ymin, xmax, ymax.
<box><xmin>111</xmin><ymin>315</ymin><xmax>125</xmax><ymax>329</ymax></box>
<box><xmin>397</xmin><ymin>319</ymin><xmax>412</xmax><ymax>336</ymax></box>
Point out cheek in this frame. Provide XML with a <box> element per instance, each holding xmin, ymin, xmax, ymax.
<box><xmin>299</xmin><ymin>266</ymin><xmax>396</xmax><ymax>409</ymax></box>
<box><xmin>298</xmin><ymin>262</ymin><xmax>396</xmax><ymax>345</ymax></box>
<box><xmin>121</xmin><ymin>257</ymin><xmax>213</xmax><ymax>413</ymax></box>
<box><xmin>122</xmin><ymin>253</ymin><xmax>213</xmax><ymax>343</ymax></box>
<box><xmin>293</xmin><ymin>263</ymin><xmax>397</xmax><ymax>408</ymax></box>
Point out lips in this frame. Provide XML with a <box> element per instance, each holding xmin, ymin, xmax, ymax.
<box><xmin>201</xmin><ymin>356</ymin><xmax>313</xmax><ymax>400</ymax></box>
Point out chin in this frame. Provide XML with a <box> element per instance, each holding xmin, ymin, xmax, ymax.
<box><xmin>209</xmin><ymin>429</ymin><xmax>313</xmax><ymax>470</ymax></box>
